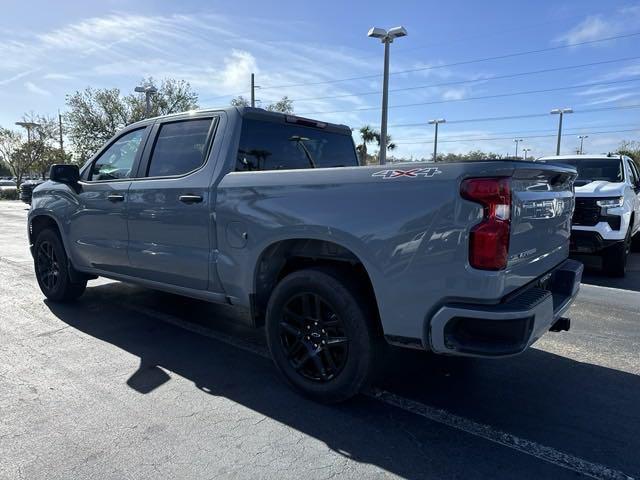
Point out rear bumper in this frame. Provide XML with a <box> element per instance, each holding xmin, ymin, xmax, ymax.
<box><xmin>427</xmin><ymin>259</ymin><xmax>583</xmax><ymax>357</ymax></box>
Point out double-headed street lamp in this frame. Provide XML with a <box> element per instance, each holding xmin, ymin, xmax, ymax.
<box><xmin>134</xmin><ymin>85</ymin><xmax>158</xmax><ymax>118</ymax></box>
<box><xmin>578</xmin><ymin>135</ymin><xmax>589</xmax><ymax>154</ymax></box>
<box><xmin>428</xmin><ymin>119</ymin><xmax>446</xmax><ymax>162</ymax></box>
<box><xmin>550</xmin><ymin>107</ymin><xmax>573</xmax><ymax>155</ymax></box>
<box><xmin>522</xmin><ymin>148</ymin><xmax>531</xmax><ymax>161</ymax></box>
<box><xmin>368</xmin><ymin>26</ymin><xmax>408</xmax><ymax>165</ymax></box>
<box><xmin>513</xmin><ymin>138</ymin><xmax>523</xmax><ymax>159</ymax></box>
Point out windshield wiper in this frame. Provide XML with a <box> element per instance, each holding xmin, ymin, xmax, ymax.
<box><xmin>289</xmin><ymin>136</ymin><xmax>317</xmax><ymax>168</ymax></box>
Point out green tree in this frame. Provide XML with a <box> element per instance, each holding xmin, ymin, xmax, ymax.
<box><xmin>357</xmin><ymin>125</ymin><xmax>377</xmax><ymax>165</ymax></box>
<box><xmin>229</xmin><ymin>95</ymin><xmax>294</xmax><ymax>113</ymax></box>
<box><xmin>617</xmin><ymin>140</ymin><xmax>640</xmax><ymax>163</ymax></box>
<box><xmin>0</xmin><ymin>127</ymin><xmax>25</xmax><ymax>183</ymax></box>
<box><xmin>66</xmin><ymin>77</ymin><xmax>199</xmax><ymax>161</ymax></box>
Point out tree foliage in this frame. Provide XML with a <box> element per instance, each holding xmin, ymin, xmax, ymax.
<box><xmin>229</xmin><ymin>95</ymin><xmax>294</xmax><ymax>113</ymax></box>
<box><xmin>65</xmin><ymin>77</ymin><xmax>199</xmax><ymax>161</ymax></box>
<box><xmin>617</xmin><ymin>140</ymin><xmax>640</xmax><ymax>163</ymax></box>
<box><xmin>356</xmin><ymin>125</ymin><xmax>396</xmax><ymax>165</ymax></box>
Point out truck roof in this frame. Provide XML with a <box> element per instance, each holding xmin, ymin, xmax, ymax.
<box><xmin>127</xmin><ymin>106</ymin><xmax>352</xmax><ymax>135</ymax></box>
<box><xmin>537</xmin><ymin>154</ymin><xmax>628</xmax><ymax>161</ymax></box>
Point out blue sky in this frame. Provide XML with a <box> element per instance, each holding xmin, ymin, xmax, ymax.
<box><xmin>1</xmin><ymin>0</ymin><xmax>639</xmax><ymax>159</ymax></box>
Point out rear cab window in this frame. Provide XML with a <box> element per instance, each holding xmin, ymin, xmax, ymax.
<box><xmin>236</xmin><ymin>117</ymin><xmax>358</xmax><ymax>171</ymax></box>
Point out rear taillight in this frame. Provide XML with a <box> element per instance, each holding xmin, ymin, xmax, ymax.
<box><xmin>460</xmin><ymin>177</ymin><xmax>511</xmax><ymax>270</ymax></box>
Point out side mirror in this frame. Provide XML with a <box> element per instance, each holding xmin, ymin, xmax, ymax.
<box><xmin>49</xmin><ymin>164</ymin><xmax>79</xmax><ymax>184</ymax></box>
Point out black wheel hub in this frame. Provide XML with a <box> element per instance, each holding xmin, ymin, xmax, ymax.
<box><xmin>36</xmin><ymin>241</ymin><xmax>60</xmax><ymax>291</ymax></box>
<box><xmin>279</xmin><ymin>292</ymin><xmax>348</xmax><ymax>382</ymax></box>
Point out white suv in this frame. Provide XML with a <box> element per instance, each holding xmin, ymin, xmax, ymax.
<box><xmin>538</xmin><ymin>154</ymin><xmax>640</xmax><ymax>277</ymax></box>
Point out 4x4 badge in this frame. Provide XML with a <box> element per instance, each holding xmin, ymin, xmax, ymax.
<box><xmin>372</xmin><ymin>167</ymin><xmax>442</xmax><ymax>179</ymax></box>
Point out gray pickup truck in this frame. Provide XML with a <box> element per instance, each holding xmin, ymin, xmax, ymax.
<box><xmin>29</xmin><ymin>107</ymin><xmax>583</xmax><ymax>403</ymax></box>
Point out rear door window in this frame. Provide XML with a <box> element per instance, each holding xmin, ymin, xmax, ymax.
<box><xmin>146</xmin><ymin>118</ymin><xmax>214</xmax><ymax>177</ymax></box>
<box><xmin>236</xmin><ymin>119</ymin><xmax>358</xmax><ymax>171</ymax></box>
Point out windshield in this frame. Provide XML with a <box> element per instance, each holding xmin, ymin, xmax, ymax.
<box><xmin>236</xmin><ymin>119</ymin><xmax>358</xmax><ymax>171</ymax></box>
<box><xmin>546</xmin><ymin>158</ymin><xmax>624</xmax><ymax>184</ymax></box>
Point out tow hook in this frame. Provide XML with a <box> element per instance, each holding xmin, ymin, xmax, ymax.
<box><xmin>550</xmin><ymin>317</ymin><xmax>571</xmax><ymax>332</ymax></box>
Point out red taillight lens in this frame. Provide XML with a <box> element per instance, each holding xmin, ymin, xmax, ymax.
<box><xmin>460</xmin><ymin>177</ymin><xmax>511</xmax><ymax>270</ymax></box>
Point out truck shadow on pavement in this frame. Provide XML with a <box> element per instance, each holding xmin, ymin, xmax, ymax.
<box><xmin>575</xmin><ymin>252</ymin><xmax>640</xmax><ymax>292</ymax></box>
<box><xmin>45</xmin><ymin>281</ymin><xmax>640</xmax><ymax>479</ymax></box>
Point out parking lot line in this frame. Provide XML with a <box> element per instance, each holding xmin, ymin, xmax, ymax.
<box><xmin>124</xmin><ymin>302</ymin><xmax>635</xmax><ymax>480</ymax></box>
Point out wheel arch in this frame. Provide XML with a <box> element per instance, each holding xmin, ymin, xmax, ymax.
<box><xmin>251</xmin><ymin>238</ymin><xmax>383</xmax><ymax>335</ymax></box>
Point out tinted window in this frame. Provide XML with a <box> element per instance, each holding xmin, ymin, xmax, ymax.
<box><xmin>147</xmin><ymin>119</ymin><xmax>213</xmax><ymax>177</ymax></box>
<box><xmin>628</xmin><ymin>160</ymin><xmax>640</xmax><ymax>184</ymax></box>
<box><xmin>90</xmin><ymin>128</ymin><xmax>145</xmax><ymax>181</ymax></box>
<box><xmin>545</xmin><ymin>158</ymin><xmax>624</xmax><ymax>183</ymax></box>
<box><xmin>236</xmin><ymin>119</ymin><xmax>358</xmax><ymax>171</ymax></box>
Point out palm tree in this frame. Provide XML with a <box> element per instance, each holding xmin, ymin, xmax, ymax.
<box><xmin>375</xmin><ymin>133</ymin><xmax>396</xmax><ymax>162</ymax></box>
<box><xmin>358</xmin><ymin>125</ymin><xmax>377</xmax><ymax>165</ymax></box>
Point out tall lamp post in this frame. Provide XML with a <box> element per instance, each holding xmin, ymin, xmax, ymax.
<box><xmin>550</xmin><ymin>107</ymin><xmax>573</xmax><ymax>155</ymax></box>
<box><xmin>368</xmin><ymin>26</ymin><xmax>408</xmax><ymax>165</ymax></box>
<box><xmin>578</xmin><ymin>135</ymin><xmax>588</xmax><ymax>154</ymax></box>
<box><xmin>522</xmin><ymin>148</ymin><xmax>531</xmax><ymax>161</ymax></box>
<box><xmin>134</xmin><ymin>85</ymin><xmax>158</xmax><ymax>117</ymax></box>
<box><xmin>428</xmin><ymin>119</ymin><xmax>446</xmax><ymax>162</ymax></box>
<box><xmin>513</xmin><ymin>138</ymin><xmax>523</xmax><ymax>159</ymax></box>
<box><xmin>15</xmin><ymin>121</ymin><xmax>40</xmax><ymax>143</ymax></box>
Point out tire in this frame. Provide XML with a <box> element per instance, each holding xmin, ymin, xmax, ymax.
<box><xmin>34</xmin><ymin>228</ymin><xmax>87</xmax><ymax>302</ymax></box>
<box><xmin>602</xmin><ymin>233</ymin><xmax>630</xmax><ymax>278</ymax></box>
<box><xmin>265</xmin><ymin>267</ymin><xmax>381</xmax><ymax>404</ymax></box>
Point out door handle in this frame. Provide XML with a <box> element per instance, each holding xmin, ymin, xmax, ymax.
<box><xmin>178</xmin><ymin>194</ymin><xmax>203</xmax><ymax>204</ymax></box>
<box><xmin>107</xmin><ymin>194</ymin><xmax>125</xmax><ymax>202</ymax></box>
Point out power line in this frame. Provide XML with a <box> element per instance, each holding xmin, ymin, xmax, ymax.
<box><xmin>259</xmin><ymin>31</ymin><xmax>640</xmax><ymax>91</ymax></box>
<box><xmin>289</xmin><ymin>56</ymin><xmax>640</xmax><ymax>103</ymax></box>
<box><xmin>395</xmin><ymin>128</ymin><xmax>639</xmax><ymax>145</ymax></box>
<box><xmin>299</xmin><ymin>77</ymin><xmax>640</xmax><ymax>115</ymax></box>
<box><xmin>387</xmin><ymin>103</ymin><xmax>640</xmax><ymax>128</ymax></box>
<box><xmin>203</xmin><ymin>30</ymin><xmax>640</xmax><ymax>100</ymax></box>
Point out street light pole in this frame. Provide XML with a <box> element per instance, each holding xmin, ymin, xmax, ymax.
<box><xmin>513</xmin><ymin>138</ymin><xmax>523</xmax><ymax>159</ymax></box>
<box><xmin>550</xmin><ymin>108</ymin><xmax>573</xmax><ymax>155</ymax></box>
<box><xmin>578</xmin><ymin>135</ymin><xmax>588</xmax><ymax>154</ymax></box>
<box><xmin>368</xmin><ymin>26</ymin><xmax>408</xmax><ymax>165</ymax></box>
<box><xmin>15</xmin><ymin>121</ymin><xmax>40</xmax><ymax>143</ymax></box>
<box><xmin>428</xmin><ymin>119</ymin><xmax>446</xmax><ymax>162</ymax></box>
<box><xmin>134</xmin><ymin>85</ymin><xmax>158</xmax><ymax>117</ymax></box>
<box><xmin>522</xmin><ymin>148</ymin><xmax>531</xmax><ymax>161</ymax></box>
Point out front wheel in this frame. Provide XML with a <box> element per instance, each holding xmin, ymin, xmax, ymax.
<box><xmin>34</xmin><ymin>229</ymin><xmax>87</xmax><ymax>302</ymax></box>
<box><xmin>602</xmin><ymin>235</ymin><xmax>630</xmax><ymax>277</ymax></box>
<box><xmin>265</xmin><ymin>267</ymin><xmax>380</xmax><ymax>404</ymax></box>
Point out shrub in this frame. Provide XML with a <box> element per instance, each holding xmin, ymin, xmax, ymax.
<box><xmin>0</xmin><ymin>189</ymin><xmax>18</xmax><ymax>200</ymax></box>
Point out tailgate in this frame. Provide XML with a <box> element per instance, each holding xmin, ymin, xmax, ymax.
<box><xmin>508</xmin><ymin>164</ymin><xmax>576</xmax><ymax>280</ymax></box>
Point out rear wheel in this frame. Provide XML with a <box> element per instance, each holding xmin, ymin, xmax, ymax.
<box><xmin>34</xmin><ymin>229</ymin><xmax>87</xmax><ymax>302</ymax></box>
<box><xmin>265</xmin><ymin>267</ymin><xmax>380</xmax><ymax>403</ymax></box>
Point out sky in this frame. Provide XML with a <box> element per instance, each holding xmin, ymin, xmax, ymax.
<box><xmin>1</xmin><ymin>0</ymin><xmax>639</xmax><ymax>160</ymax></box>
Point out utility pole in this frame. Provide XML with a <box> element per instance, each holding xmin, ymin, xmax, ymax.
<box><xmin>578</xmin><ymin>135</ymin><xmax>588</xmax><ymax>154</ymax></box>
<box><xmin>58</xmin><ymin>110</ymin><xmax>64</xmax><ymax>153</ymax></box>
<box><xmin>513</xmin><ymin>138</ymin><xmax>523</xmax><ymax>158</ymax></box>
<box><xmin>428</xmin><ymin>119</ymin><xmax>446</xmax><ymax>162</ymax></box>
<box><xmin>550</xmin><ymin>108</ymin><xmax>573</xmax><ymax>155</ymax></box>
<box><xmin>522</xmin><ymin>148</ymin><xmax>531</xmax><ymax>161</ymax></box>
<box><xmin>251</xmin><ymin>73</ymin><xmax>255</xmax><ymax>108</ymax></box>
<box><xmin>368</xmin><ymin>26</ymin><xmax>408</xmax><ymax>165</ymax></box>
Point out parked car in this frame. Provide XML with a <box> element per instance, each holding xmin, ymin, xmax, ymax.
<box><xmin>538</xmin><ymin>154</ymin><xmax>640</xmax><ymax>276</ymax></box>
<box><xmin>20</xmin><ymin>180</ymin><xmax>44</xmax><ymax>204</ymax></box>
<box><xmin>28</xmin><ymin>107</ymin><xmax>582</xmax><ymax>403</ymax></box>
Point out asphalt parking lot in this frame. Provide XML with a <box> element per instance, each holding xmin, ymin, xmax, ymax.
<box><xmin>1</xmin><ymin>200</ymin><xmax>639</xmax><ymax>480</ymax></box>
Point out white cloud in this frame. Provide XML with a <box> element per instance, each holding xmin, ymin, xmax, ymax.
<box><xmin>441</xmin><ymin>88</ymin><xmax>467</xmax><ymax>101</ymax></box>
<box><xmin>25</xmin><ymin>81</ymin><xmax>51</xmax><ymax>96</ymax></box>
<box><xmin>219</xmin><ymin>50</ymin><xmax>258</xmax><ymax>92</ymax></box>
<box><xmin>0</xmin><ymin>69</ymin><xmax>36</xmax><ymax>86</ymax></box>
<box><xmin>556</xmin><ymin>16</ymin><xmax>613</xmax><ymax>45</ymax></box>
<box><xmin>43</xmin><ymin>73</ymin><xmax>74</xmax><ymax>80</ymax></box>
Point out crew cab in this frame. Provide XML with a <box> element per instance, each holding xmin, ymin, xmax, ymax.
<box><xmin>538</xmin><ymin>154</ymin><xmax>640</xmax><ymax>276</ymax></box>
<box><xmin>28</xmin><ymin>107</ymin><xmax>582</xmax><ymax>403</ymax></box>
